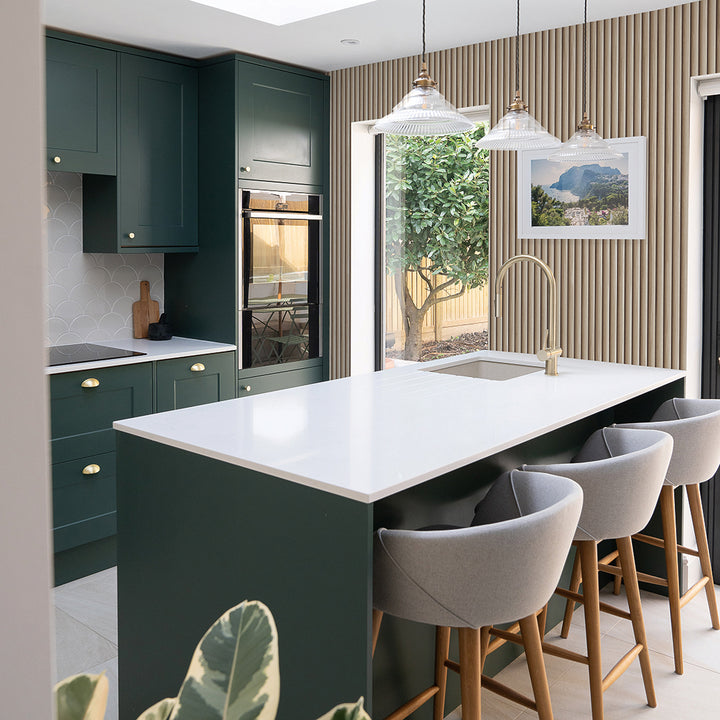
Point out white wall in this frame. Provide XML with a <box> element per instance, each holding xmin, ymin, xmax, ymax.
<box><xmin>0</xmin><ymin>0</ymin><xmax>55</xmax><ymax>717</ymax></box>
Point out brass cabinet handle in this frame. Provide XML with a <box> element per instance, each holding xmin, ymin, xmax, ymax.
<box><xmin>190</xmin><ymin>362</ymin><xmax>205</xmax><ymax>372</ymax></box>
<box><xmin>81</xmin><ymin>378</ymin><xmax>100</xmax><ymax>389</ymax></box>
<box><xmin>52</xmin><ymin>156</ymin><xmax>62</xmax><ymax>164</ymax></box>
<box><xmin>240</xmin><ymin>385</ymin><xmax>252</xmax><ymax>392</ymax></box>
<box><xmin>82</xmin><ymin>464</ymin><xmax>101</xmax><ymax>475</ymax></box>
<box><xmin>128</xmin><ymin>232</ymin><xmax>136</xmax><ymax>239</ymax></box>
<box><xmin>240</xmin><ymin>166</ymin><xmax>251</xmax><ymax>172</ymax></box>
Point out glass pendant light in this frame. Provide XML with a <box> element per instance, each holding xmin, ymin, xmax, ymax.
<box><xmin>372</xmin><ymin>0</ymin><xmax>474</xmax><ymax>136</ymax></box>
<box><xmin>549</xmin><ymin>0</ymin><xmax>622</xmax><ymax>162</ymax></box>
<box><xmin>476</xmin><ymin>0</ymin><xmax>560</xmax><ymax>151</ymax></box>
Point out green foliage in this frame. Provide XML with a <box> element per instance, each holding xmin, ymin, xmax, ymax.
<box><xmin>531</xmin><ymin>185</ymin><xmax>569</xmax><ymax>227</ymax></box>
<box><xmin>384</xmin><ymin>125</ymin><xmax>490</xmax><ymax>358</ymax></box>
<box><xmin>54</xmin><ymin>672</ymin><xmax>109</xmax><ymax>720</ymax></box>
<box><xmin>385</xmin><ymin>125</ymin><xmax>490</xmax><ymax>288</ymax></box>
<box><xmin>56</xmin><ymin>601</ymin><xmax>372</xmax><ymax>720</ymax></box>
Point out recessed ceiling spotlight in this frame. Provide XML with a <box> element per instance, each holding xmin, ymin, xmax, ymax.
<box><xmin>340</xmin><ymin>38</ymin><xmax>360</xmax><ymax>45</ymax></box>
<box><xmin>189</xmin><ymin>0</ymin><xmax>376</xmax><ymax>26</ymax></box>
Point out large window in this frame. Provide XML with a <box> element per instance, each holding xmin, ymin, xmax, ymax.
<box><xmin>377</xmin><ymin>120</ymin><xmax>490</xmax><ymax>368</ymax></box>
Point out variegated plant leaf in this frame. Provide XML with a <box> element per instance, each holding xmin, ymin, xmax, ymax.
<box><xmin>315</xmin><ymin>698</ymin><xmax>371</xmax><ymax>720</ymax></box>
<box><xmin>55</xmin><ymin>672</ymin><xmax>109</xmax><ymax>720</ymax></box>
<box><xmin>136</xmin><ymin>697</ymin><xmax>176</xmax><ymax>720</ymax></box>
<box><xmin>169</xmin><ymin>600</ymin><xmax>279</xmax><ymax>720</ymax></box>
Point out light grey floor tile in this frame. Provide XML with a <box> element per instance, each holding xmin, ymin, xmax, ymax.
<box><xmin>54</xmin><ymin>607</ymin><xmax>117</xmax><ymax>681</ymax></box>
<box><xmin>601</xmin><ymin>584</ymin><xmax>720</xmax><ymax>674</ymax></box>
<box><xmin>54</xmin><ymin>567</ymin><xmax>118</xmax><ymax>645</ymax></box>
<box><xmin>84</xmin><ymin>657</ymin><xmax>118</xmax><ymax>720</ymax></box>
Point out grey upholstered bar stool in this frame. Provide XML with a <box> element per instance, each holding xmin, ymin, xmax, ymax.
<box><xmin>372</xmin><ymin>469</ymin><xmax>583</xmax><ymax>720</ymax></box>
<box><xmin>525</xmin><ymin>427</ymin><xmax>673</xmax><ymax>720</ymax></box>
<box><xmin>611</xmin><ymin>398</ymin><xmax>720</xmax><ymax>674</ymax></box>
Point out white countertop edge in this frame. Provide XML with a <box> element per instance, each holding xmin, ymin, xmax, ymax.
<box><xmin>114</xmin><ymin>365</ymin><xmax>686</xmax><ymax>504</ymax></box>
<box><xmin>47</xmin><ymin>337</ymin><xmax>237</xmax><ymax>374</ymax></box>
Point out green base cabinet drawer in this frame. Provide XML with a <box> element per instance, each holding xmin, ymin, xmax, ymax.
<box><xmin>237</xmin><ymin>363</ymin><xmax>323</xmax><ymax>398</ymax></box>
<box><xmin>46</xmin><ymin>38</ymin><xmax>117</xmax><ymax>174</ymax></box>
<box><xmin>53</xmin><ymin>452</ymin><xmax>117</xmax><ymax>553</ymax></box>
<box><xmin>156</xmin><ymin>352</ymin><xmax>235</xmax><ymax>412</ymax></box>
<box><xmin>50</xmin><ymin>363</ymin><xmax>153</xmax><ymax>442</ymax></box>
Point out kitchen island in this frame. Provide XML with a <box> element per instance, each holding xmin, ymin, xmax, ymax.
<box><xmin>114</xmin><ymin>352</ymin><xmax>684</xmax><ymax>719</ymax></box>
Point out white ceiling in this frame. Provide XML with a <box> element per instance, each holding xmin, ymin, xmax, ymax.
<box><xmin>43</xmin><ymin>0</ymin><xmax>695</xmax><ymax>72</ymax></box>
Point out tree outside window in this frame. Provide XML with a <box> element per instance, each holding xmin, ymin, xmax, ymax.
<box><xmin>384</xmin><ymin>124</ymin><xmax>490</xmax><ymax>362</ymax></box>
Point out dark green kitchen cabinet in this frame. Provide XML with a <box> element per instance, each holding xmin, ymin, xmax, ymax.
<box><xmin>45</xmin><ymin>38</ymin><xmax>117</xmax><ymax>175</ymax></box>
<box><xmin>155</xmin><ymin>352</ymin><xmax>235</xmax><ymax>412</ymax></box>
<box><xmin>49</xmin><ymin>363</ymin><xmax>153</xmax><ymax>464</ymax></box>
<box><xmin>83</xmin><ymin>55</ymin><xmax>198</xmax><ymax>253</ymax></box>
<box><xmin>49</xmin><ymin>363</ymin><xmax>153</xmax><ymax>578</ymax></box>
<box><xmin>237</xmin><ymin>61</ymin><xmax>327</xmax><ymax>186</ymax></box>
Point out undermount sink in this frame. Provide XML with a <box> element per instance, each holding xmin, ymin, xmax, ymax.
<box><xmin>425</xmin><ymin>358</ymin><xmax>543</xmax><ymax>381</ymax></box>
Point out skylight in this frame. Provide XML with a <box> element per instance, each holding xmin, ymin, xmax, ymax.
<box><xmin>189</xmin><ymin>0</ymin><xmax>376</xmax><ymax>26</ymax></box>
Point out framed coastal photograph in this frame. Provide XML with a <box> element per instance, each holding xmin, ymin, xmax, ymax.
<box><xmin>517</xmin><ymin>136</ymin><xmax>647</xmax><ymax>240</ymax></box>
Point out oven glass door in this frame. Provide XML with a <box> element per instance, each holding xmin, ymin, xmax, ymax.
<box><xmin>242</xmin><ymin>210</ymin><xmax>320</xmax><ymax>369</ymax></box>
<box><xmin>246</xmin><ymin>217</ymin><xmax>310</xmax><ymax>306</ymax></box>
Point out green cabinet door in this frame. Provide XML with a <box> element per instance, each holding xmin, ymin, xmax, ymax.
<box><xmin>46</xmin><ymin>38</ymin><xmax>117</xmax><ymax>174</ymax></box>
<box><xmin>83</xmin><ymin>55</ymin><xmax>198</xmax><ymax>253</ymax></box>
<box><xmin>155</xmin><ymin>352</ymin><xmax>235</xmax><ymax>412</ymax></box>
<box><xmin>237</xmin><ymin>62</ymin><xmax>327</xmax><ymax>186</ymax></box>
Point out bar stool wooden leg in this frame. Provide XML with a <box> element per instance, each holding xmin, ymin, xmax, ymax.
<box><xmin>561</xmin><ymin>546</ymin><xmax>582</xmax><ymax>639</ymax></box>
<box><xmin>458</xmin><ymin>627</ymin><xmax>482</xmax><ymax>720</ymax></box>
<box><xmin>616</xmin><ymin>536</ymin><xmax>657</xmax><ymax>708</ymax></box>
<box><xmin>520</xmin><ymin>615</ymin><xmax>553</xmax><ymax>720</ymax></box>
<box><xmin>579</xmin><ymin>540</ymin><xmax>604</xmax><ymax>720</ymax></box>
<box><xmin>537</xmin><ymin>603</ymin><xmax>549</xmax><ymax>638</ymax></box>
<box><xmin>433</xmin><ymin>626</ymin><xmax>451</xmax><ymax>720</ymax></box>
<box><xmin>660</xmin><ymin>485</ymin><xmax>684</xmax><ymax>674</ymax></box>
<box><xmin>372</xmin><ymin>609</ymin><xmax>383</xmax><ymax>658</ymax></box>
<box><xmin>687</xmin><ymin>483</ymin><xmax>720</xmax><ymax>630</ymax></box>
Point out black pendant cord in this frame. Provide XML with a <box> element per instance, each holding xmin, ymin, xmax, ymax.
<box><xmin>422</xmin><ymin>0</ymin><xmax>426</xmax><ymax>63</ymax></box>
<box><xmin>583</xmin><ymin>0</ymin><xmax>588</xmax><ymax>119</ymax></box>
<box><xmin>515</xmin><ymin>0</ymin><xmax>520</xmax><ymax>96</ymax></box>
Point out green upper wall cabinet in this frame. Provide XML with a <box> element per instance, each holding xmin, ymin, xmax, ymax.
<box><xmin>83</xmin><ymin>54</ymin><xmax>199</xmax><ymax>253</ymax></box>
<box><xmin>237</xmin><ymin>62</ymin><xmax>326</xmax><ymax>186</ymax></box>
<box><xmin>45</xmin><ymin>38</ymin><xmax>117</xmax><ymax>175</ymax></box>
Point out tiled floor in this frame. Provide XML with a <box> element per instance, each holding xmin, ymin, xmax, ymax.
<box><xmin>54</xmin><ymin>570</ymin><xmax>720</xmax><ymax>719</ymax></box>
<box><xmin>54</xmin><ymin>568</ymin><xmax>118</xmax><ymax>720</ymax></box>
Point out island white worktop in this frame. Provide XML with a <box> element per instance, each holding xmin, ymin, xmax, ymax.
<box><xmin>113</xmin><ymin>352</ymin><xmax>684</xmax><ymax>503</ymax></box>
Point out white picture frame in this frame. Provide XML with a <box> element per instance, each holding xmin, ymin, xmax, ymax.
<box><xmin>517</xmin><ymin>136</ymin><xmax>647</xmax><ymax>240</ymax></box>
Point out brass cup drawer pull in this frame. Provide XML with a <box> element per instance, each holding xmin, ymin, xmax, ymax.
<box><xmin>82</xmin><ymin>464</ymin><xmax>101</xmax><ymax>475</ymax></box>
<box><xmin>81</xmin><ymin>378</ymin><xmax>100</xmax><ymax>389</ymax></box>
<box><xmin>190</xmin><ymin>363</ymin><xmax>206</xmax><ymax>372</ymax></box>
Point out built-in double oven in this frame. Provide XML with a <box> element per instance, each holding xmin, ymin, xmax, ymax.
<box><xmin>239</xmin><ymin>189</ymin><xmax>322</xmax><ymax>369</ymax></box>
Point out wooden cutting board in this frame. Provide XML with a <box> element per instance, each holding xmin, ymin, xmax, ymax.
<box><xmin>132</xmin><ymin>280</ymin><xmax>160</xmax><ymax>338</ymax></box>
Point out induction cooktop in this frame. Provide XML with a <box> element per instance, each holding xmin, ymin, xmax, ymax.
<box><xmin>48</xmin><ymin>343</ymin><xmax>146</xmax><ymax>367</ymax></box>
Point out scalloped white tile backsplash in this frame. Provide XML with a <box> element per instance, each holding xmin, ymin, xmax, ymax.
<box><xmin>45</xmin><ymin>171</ymin><xmax>164</xmax><ymax>346</ymax></box>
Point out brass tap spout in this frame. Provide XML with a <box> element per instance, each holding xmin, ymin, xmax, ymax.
<box><xmin>495</xmin><ymin>254</ymin><xmax>562</xmax><ymax>376</ymax></box>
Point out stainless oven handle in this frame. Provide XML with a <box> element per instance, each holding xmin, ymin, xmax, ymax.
<box><xmin>242</xmin><ymin>211</ymin><xmax>323</xmax><ymax>220</ymax></box>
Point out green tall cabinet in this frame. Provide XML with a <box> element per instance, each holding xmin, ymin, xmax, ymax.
<box><xmin>45</xmin><ymin>37</ymin><xmax>117</xmax><ymax>175</ymax></box>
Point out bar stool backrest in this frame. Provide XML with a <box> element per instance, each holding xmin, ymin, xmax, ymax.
<box><xmin>524</xmin><ymin>427</ymin><xmax>673</xmax><ymax>543</ymax></box>
<box><xmin>373</xmin><ymin>470</ymin><xmax>583</xmax><ymax>629</ymax></box>
<box><xmin>616</xmin><ymin>398</ymin><xmax>720</xmax><ymax>487</ymax></box>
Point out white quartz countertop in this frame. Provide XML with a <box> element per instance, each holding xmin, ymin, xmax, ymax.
<box><xmin>46</xmin><ymin>337</ymin><xmax>236</xmax><ymax>374</ymax></box>
<box><xmin>113</xmin><ymin>351</ymin><xmax>685</xmax><ymax>503</ymax></box>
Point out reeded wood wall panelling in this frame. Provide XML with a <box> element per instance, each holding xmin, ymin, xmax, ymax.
<box><xmin>329</xmin><ymin>0</ymin><xmax>720</xmax><ymax>379</ymax></box>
